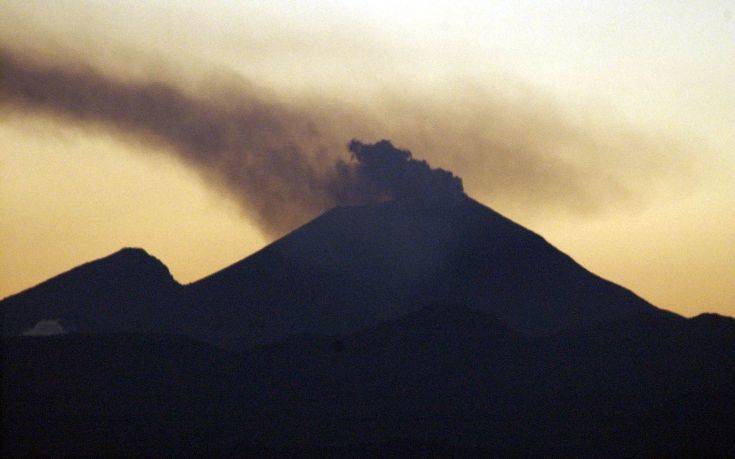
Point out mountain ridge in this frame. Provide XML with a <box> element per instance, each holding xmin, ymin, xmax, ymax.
<box><xmin>1</xmin><ymin>247</ymin><xmax>182</xmax><ymax>336</ymax></box>
<box><xmin>181</xmin><ymin>196</ymin><xmax>676</xmax><ymax>348</ymax></box>
<box><xmin>1</xmin><ymin>247</ymin><xmax>176</xmax><ymax>300</ymax></box>
<box><xmin>0</xmin><ymin>196</ymin><xmax>719</xmax><ymax>349</ymax></box>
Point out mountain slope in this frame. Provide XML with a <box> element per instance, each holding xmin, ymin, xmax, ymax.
<box><xmin>1</xmin><ymin>333</ymin><xmax>246</xmax><ymax>456</ymax></box>
<box><xmin>0</xmin><ymin>197</ymin><xmax>682</xmax><ymax>349</ymax></box>
<box><xmin>3</xmin><ymin>308</ymin><xmax>733</xmax><ymax>455</ymax></box>
<box><xmin>184</xmin><ymin>197</ymin><xmax>675</xmax><ymax>349</ymax></box>
<box><xmin>234</xmin><ymin>306</ymin><xmax>734</xmax><ymax>454</ymax></box>
<box><xmin>1</xmin><ymin>248</ymin><xmax>182</xmax><ymax>336</ymax></box>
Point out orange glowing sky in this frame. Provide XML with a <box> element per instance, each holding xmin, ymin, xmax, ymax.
<box><xmin>1</xmin><ymin>1</ymin><xmax>733</xmax><ymax>317</ymax></box>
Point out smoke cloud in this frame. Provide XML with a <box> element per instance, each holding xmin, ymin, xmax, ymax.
<box><xmin>2</xmin><ymin>46</ymin><xmax>690</xmax><ymax>237</ymax></box>
<box><xmin>1</xmin><ymin>48</ymin><xmax>336</xmax><ymax>234</ymax></box>
<box><xmin>1</xmin><ymin>48</ymin><xmax>471</xmax><ymax>234</ymax></box>
<box><xmin>334</xmin><ymin>139</ymin><xmax>464</xmax><ymax>204</ymax></box>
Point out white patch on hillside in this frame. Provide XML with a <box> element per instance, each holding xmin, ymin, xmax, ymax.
<box><xmin>23</xmin><ymin>319</ymin><xmax>66</xmax><ymax>336</ymax></box>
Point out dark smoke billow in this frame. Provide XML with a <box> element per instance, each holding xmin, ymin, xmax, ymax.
<box><xmin>333</xmin><ymin>139</ymin><xmax>463</xmax><ymax>204</ymax></box>
<box><xmin>0</xmin><ymin>48</ymin><xmax>464</xmax><ymax>234</ymax></box>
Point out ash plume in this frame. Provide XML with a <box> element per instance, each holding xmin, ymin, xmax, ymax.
<box><xmin>0</xmin><ymin>48</ymin><xmax>464</xmax><ymax>234</ymax></box>
<box><xmin>2</xmin><ymin>45</ymin><xmax>688</xmax><ymax>238</ymax></box>
<box><xmin>333</xmin><ymin>139</ymin><xmax>464</xmax><ymax>204</ymax></box>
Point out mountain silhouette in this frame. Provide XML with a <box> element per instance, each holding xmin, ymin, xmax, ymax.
<box><xmin>2</xmin><ymin>196</ymin><xmax>734</xmax><ymax>455</ymax></box>
<box><xmin>3</xmin><ymin>196</ymin><xmax>674</xmax><ymax>349</ymax></box>
<box><xmin>1</xmin><ymin>248</ymin><xmax>182</xmax><ymax>336</ymax></box>
<box><xmin>182</xmin><ymin>196</ymin><xmax>674</xmax><ymax>349</ymax></box>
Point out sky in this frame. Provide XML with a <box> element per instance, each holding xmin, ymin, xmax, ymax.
<box><xmin>1</xmin><ymin>0</ymin><xmax>733</xmax><ymax>317</ymax></box>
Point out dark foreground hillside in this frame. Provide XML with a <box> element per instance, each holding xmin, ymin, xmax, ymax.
<box><xmin>3</xmin><ymin>308</ymin><xmax>734</xmax><ymax>456</ymax></box>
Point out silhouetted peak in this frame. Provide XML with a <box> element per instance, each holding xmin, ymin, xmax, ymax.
<box><xmin>1</xmin><ymin>247</ymin><xmax>177</xmax><ymax>303</ymax></box>
<box><xmin>315</xmin><ymin>194</ymin><xmax>529</xmax><ymax>245</ymax></box>
<box><xmin>107</xmin><ymin>247</ymin><xmax>167</xmax><ymax>269</ymax></box>
<box><xmin>0</xmin><ymin>247</ymin><xmax>181</xmax><ymax>336</ymax></box>
<box><xmin>93</xmin><ymin>247</ymin><xmax>177</xmax><ymax>283</ymax></box>
<box><xmin>690</xmin><ymin>313</ymin><xmax>735</xmax><ymax>332</ymax></box>
<box><xmin>113</xmin><ymin>247</ymin><xmax>152</xmax><ymax>257</ymax></box>
<box><xmin>692</xmin><ymin>312</ymin><xmax>734</xmax><ymax>322</ymax></box>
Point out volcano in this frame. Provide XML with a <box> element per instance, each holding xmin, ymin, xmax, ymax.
<box><xmin>182</xmin><ymin>196</ymin><xmax>675</xmax><ymax>349</ymax></box>
<box><xmin>2</xmin><ymin>195</ymin><xmax>734</xmax><ymax>455</ymax></box>
<box><xmin>4</xmin><ymin>196</ymin><xmax>673</xmax><ymax>349</ymax></box>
